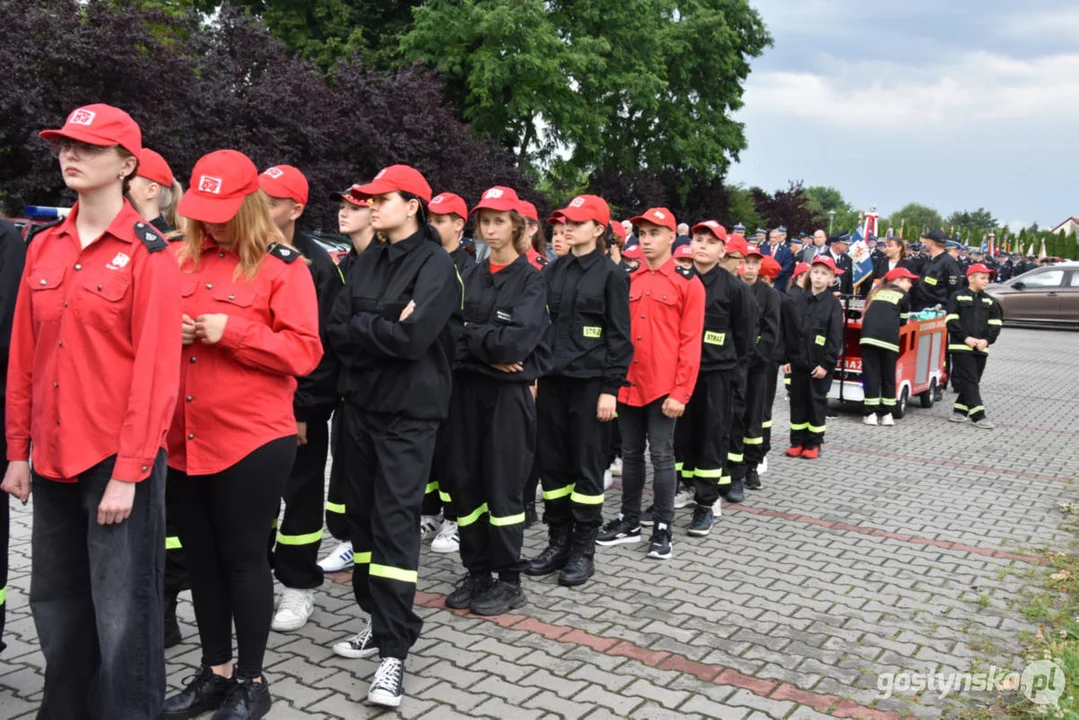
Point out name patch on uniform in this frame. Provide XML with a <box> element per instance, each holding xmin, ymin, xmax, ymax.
<box><xmin>815</xmin><ymin>335</ymin><xmax>826</xmax><ymax>346</ymax></box>
<box><xmin>704</xmin><ymin>331</ymin><xmax>725</xmax><ymax>346</ymax></box>
<box><xmin>583</xmin><ymin>326</ymin><xmax>602</xmax><ymax>338</ymax></box>
<box><xmin>496</xmin><ymin>309</ymin><xmax>514</xmax><ymax>323</ymax></box>
<box><xmin>924</xmin><ymin>276</ymin><xmax>938</xmax><ymax>285</ymax></box>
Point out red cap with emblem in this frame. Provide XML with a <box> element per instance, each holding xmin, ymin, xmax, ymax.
<box><xmin>966</xmin><ymin>263</ymin><xmax>992</xmax><ymax>277</ymax></box>
<box><xmin>629</xmin><ymin>207</ymin><xmax>676</xmax><ymax>232</ymax></box>
<box><xmin>691</xmin><ymin>220</ymin><xmax>727</xmax><ymax>241</ymax></box>
<box><xmin>471</xmin><ymin>186</ymin><xmax>521</xmax><ymax>215</ymax></box>
<box><xmin>547</xmin><ymin>212</ymin><xmax>567</xmax><ymax>225</ymax></box>
<box><xmin>674</xmin><ymin>244</ymin><xmax>693</xmax><ymax>259</ymax></box>
<box><xmin>623</xmin><ymin>244</ymin><xmax>643</xmax><ymax>260</ymax></box>
<box><xmin>40</xmin><ymin>103</ymin><xmax>142</xmax><ymax>157</ymax></box>
<box><xmin>885</xmin><ymin>267</ymin><xmax>919</xmax><ymax>282</ymax></box>
<box><xmin>723</xmin><ymin>235</ymin><xmax>749</xmax><ymax>257</ymax></box>
<box><xmin>429</xmin><ymin>192</ymin><xmax>469</xmax><ymax>219</ymax></box>
<box><xmin>350</xmin><ymin>165</ymin><xmax>432</xmax><ymax>203</ymax></box>
<box><xmin>744</xmin><ymin>243</ymin><xmax>763</xmax><ymax>259</ymax></box>
<box><xmin>555</xmin><ymin>195</ymin><xmax>611</xmax><ymax>227</ymax></box>
<box><xmin>812</xmin><ymin>255</ymin><xmax>845</xmax><ymax>275</ymax></box>
<box><xmin>137</xmin><ymin>148</ymin><xmax>174</xmax><ymax>187</ymax></box>
<box><xmin>178</xmin><ymin>149</ymin><xmax>261</xmax><ymax>224</ymax></box>
<box><xmin>259</xmin><ymin>165</ymin><xmax>309</xmax><ymax>206</ymax></box>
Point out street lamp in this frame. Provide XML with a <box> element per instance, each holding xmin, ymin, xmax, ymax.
<box><xmin>828</xmin><ymin>210</ymin><xmax>836</xmax><ymax>234</ymax></box>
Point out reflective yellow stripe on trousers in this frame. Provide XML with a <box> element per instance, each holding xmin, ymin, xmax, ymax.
<box><xmin>543</xmin><ymin>484</ymin><xmax>574</xmax><ymax>501</ymax></box>
<box><xmin>490</xmin><ymin>512</ymin><xmax>526</xmax><ymax>527</ymax></box>
<box><xmin>570</xmin><ymin>491</ymin><xmax>604</xmax><ymax>505</ymax></box>
<box><xmin>326</xmin><ymin>501</ymin><xmax>346</xmax><ymax>515</ymax></box>
<box><xmin>277</xmin><ymin>529</ymin><xmax>324</xmax><ymax>546</ymax></box>
<box><xmin>370</xmin><ymin>563</ymin><xmax>418</xmax><ymax>584</ymax></box>
<box><xmin>0</xmin><ymin>585</ymin><xmax>6</xmax><ymax>606</ymax></box>
<box><xmin>458</xmin><ymin>503</ymin><xmax>489</xmax><ymax>527</ymax></box>
<box><xmin>165</xmin><ymin>536</ymin><xmax>183</xmax><ymax>550</ymax></box>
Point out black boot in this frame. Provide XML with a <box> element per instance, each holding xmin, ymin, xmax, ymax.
<box><xmin>161</xmin><ymin>665</ymin><xmax>232</xmax><ymax>719</ymax></box>
<box><xmin>524</xmin><ymin>522</ymin><xmax>572</xmax><ymax>576</ymax></box>
<box><xmin>164</xmin><ymin>592</ymin><xmax>182</xmax><ymax>649</ymax></box>
<box><xmin>558</xmin><ymin>527</ymin><xmax>597</xmax><ymax>587</ymax></box>
<box><xmin>212</xmin><ymin>676</ymin><xmax>272</xmax><ymax>720</ymax></box>
<box><xmin>523</xmin><ymin>502</ymin><xmax>539</xmax><ymax>530</ymax></box>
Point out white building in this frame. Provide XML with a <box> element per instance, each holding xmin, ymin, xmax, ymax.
<box><xmin>1051</xmin><ymin>216</ymin><xmax>1079</xmax><ymax>235</ymax></box>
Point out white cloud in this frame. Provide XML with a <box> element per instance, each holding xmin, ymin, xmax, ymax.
<box><xmin>999</xmin><ymin>7</ymin><xmax>1079</xmax><ymax>39</ymax></box>
<box><xmin>741</xmin><ymin>51</ymin><xmax>1079</xmax><ymax>129</ymax></box>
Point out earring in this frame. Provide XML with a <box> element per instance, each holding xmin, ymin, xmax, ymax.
<box><xmin>408</xmin><ymin>215</ymin><xmax>414</xmax><ymax>220</ymax></box>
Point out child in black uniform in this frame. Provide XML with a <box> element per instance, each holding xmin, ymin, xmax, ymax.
<box><xmin>859</xmin><ymin>267</ymin><xmax>915</xmax><ymax>426</ymax></box>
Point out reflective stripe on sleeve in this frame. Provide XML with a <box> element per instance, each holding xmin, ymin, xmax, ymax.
<box><xmin>948</xmin><ymin>344</ymin><xmax>973</xmax><ymax>352</ymax></box>
<box><xmin>988</xmin><ymin>319</ymin><xmax>1002</xmax><ymax>326</ymax></box>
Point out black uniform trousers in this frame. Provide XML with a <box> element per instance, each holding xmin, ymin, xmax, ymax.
<box><xmin>674</xmin><ymin>370</ymin><xmax>734</xmax><ymax>509</ymax></box>
<box><xmin>762</xmin><ymin>361</ymin><xmax>780</xmax><ymax>458</ymax></box>
<box><xmin>725</xmin><ymin>364</ymin><xmax>748</xmax><ymax>483</ymax></box>
<box><xmin>789</xmin><ymin>370</ymin><xmax>830</xmax><ymax>448</ymax></box>
<box><xmin>443</xmin><ymin>373</ymin><xmax>535</xmax><ymax>579</ymax></box>
<box><xmin>270</xmin><ymin>417</ymin><xmax>330</xmax><ymax>590</ymax></box>
<box><xmin>341</xmin><ymin>404</ymin><xmax>438</xmax><ymax>660</ymax></box>
<box><xmin>164</xmin><ymin>506</ymin><xmax>190</xmax><ymax>599</ymax></box>
<box><xmin>421</xmin><ymin>423</ymin><xmax>458</xmax><ymax>522</ymax></box>
<box><xmin>860</xmin><ymin>346</ymin><xmax>897</xmax><ymax>416</ymax></box>
<box><xmin>326</xmin><ymin>409</ymin><xmax>348</xmax><ymax>541</ymax></box>
<box><xmin>0</xmin><ymin>406</ymin><xmax>7</xmax><ymax>654</ymax></box>
<box><xmin>951</xmin><ymin>352</ymin><xmax>988</xmax><ymax>421</ymax></box>
<box><xmin>536</xmin><ymin>376</ymin><xmax>606</xmax><ymax>530</ymax></box>
<box><xmin>741</xmin><ymin>364</ymin><xmax>769</xmax><ymax>469</ymax></box>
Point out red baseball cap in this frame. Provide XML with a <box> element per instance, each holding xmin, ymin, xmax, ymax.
<box><xmin>724</xmin><ymin>235</ymin><xmax>749</xmax><ymax>257</ymax></box>
<box><xmin>744</xmin><ymin>243</ymin><xmax>763</xmax><ymax>259</ymax></box>
<box><xmin>691</xmin><ymin>220</ymin><xmax>727</xmax><ymax>241</ymax></box>
<box><xmin>517</xmin><ymin>200</ymin><xmax>539</xmax><ymax>222</ymax></box>
<box><xmin>259</xmin><ymin>165</ymin><xmax>309</xmax><ymax>206</ymax></box>
<box><xmin>630</xmin><ymin>207</ymin><xmax>676</xmax><ymax>232</ymax></box>
<box><xmin>812</xmin><ymin>255</ymin><xmax>845</xmax><ymax>275</ymax></box>
<box><xmin>471</xmin><ymin>186</ymin><xmax>521</xmax><ymax>215</ymax></box>
<box><xmin>885</xmin><ymin>267</ymin><xmax>919</xmax><ymax>282</ymax></box>
<box><xmin>760</xmin><ymin>255</ymin><xmax>782</xmax><ymax>279</ymax></box>
<box><xmin>331</xmin><ymin>184</ymin><xmax>371</xmax><ymax>208</ymax></box>
<box><xmin>351</xmin><ymin>165</ymin><xmax>432</xmax><ymax>203</ymax></box>
<box><xmin>429</xmin><ymin>192</ymin><xmax>469</xmax><ymax>219</ymax></box>
<box><xmin>623</xmin><ymin>244</ymin><xmax>643</xmax><ymax>260</ymax></box>
<box><xmin>674</xmin><ymin>244</ymin><xmax>694</xmax><ymax>259</ymax></box>
<box><xmin>556</xmin><ymin>195</ymin><xmax>611</xmax><ymax>227</ymax></box>
<box><xmin>966</xmin><ymin>263</ymin><xmax>992</xmax><ymax>277</ymax></box>
<box><xmin>178</xmin><ymin>149</ymin><xmax>260</xmax><ymax>224</ymax></box>
<box><xmin>137</xmin><ymin>148</ymin><xmax>174</xmax><ymax>187</ymax></box>
<box><xmin>40</xmin><ymin>104</ymin><xmax>142</xmax><ymax>157</ymax></box>
<box><xmin>547</xmin><ymin>211</ymin><xmax>567</xmax><ymax>225</ymax></box>
<box><xmin>610</xmin><ymin>220</ymin><xmax>627</xmax><ymax>241</ymax></box>
<box><xmin>792</xmin><ymin>261</ymin><xmax>811</xmax><ymax>278</ymax></box>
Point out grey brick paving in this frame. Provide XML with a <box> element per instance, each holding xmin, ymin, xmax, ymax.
<box><xmin>0</xmin><ymin>327</ymin><xmax>1077</xmax><ymax>719</ymax></box>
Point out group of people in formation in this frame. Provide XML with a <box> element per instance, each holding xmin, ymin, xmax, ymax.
<box><xmin>0</xmin><ymin>103</ymin><xmax>1004</xmax><ymax>719</ymax></box>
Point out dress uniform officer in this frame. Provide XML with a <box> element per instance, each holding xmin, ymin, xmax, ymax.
<box><xmin>526</xmin><ymin>195</ymin><xmax>631</xmax><ymax>587</ymax></box>
<box><xmin>859</xmin><ymin>267</ymin><xmax>916</xmax><ymax>426</ymax></box>
<box><xmin>3</xmin><ymin>104</ymin><xmax>182</xmax><ymax>718</ymax></box>
<box><xmin>0</xmin><ymin>216</ymin><xmax>27</xmax><ymax>656</ymax></box>
<box><xmin>738</xmin><ymin>244</ymin><xmax>781</xmax><ymax>491</ymax></box>
<box><xmin>946</xmin><ymin>263</ymin><xmax>1002</xmax><ymax>429</ymax></box>
<box><xmin>441</xmin><ymin>187</ymin><xmax>551</xmax><ymax>614</ymax></box>
<box><xmin>256</xmin><ymin>165</ymin><xmax>345</xmax><ymax>634</ymax></box>
<box><xmin>781</xmin><ymin>256</ymin><xmax>844</xmax><ymax>459</ymax></box>
<box><xmin>598</xmin><ymin>208</ymin><xmax>705</xmax><ymax>560</ymax></box>
<box><xmin>825</xmin><ymin>232</ymin><xmax>855</xmax><ymax>295</ymax></box>
<box><xmin>163</xmin><ymin>150</ymin><xmax>323</xmax><ymax>720</ymax></box>
<box><xmin>326</xmin><ymin>165</ymin><xmax>460</xmax><ymax>708</ymax></box>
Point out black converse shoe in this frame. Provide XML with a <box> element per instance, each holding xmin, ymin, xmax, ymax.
<box><xmin>368</xmin><ymin>658</ymin><xmax>404</xmax><ymax>708</ymax></box>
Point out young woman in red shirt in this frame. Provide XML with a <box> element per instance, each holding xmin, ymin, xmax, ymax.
<box><xmin>161</xmin><ymin>149</ymin><xmax>322</xmax><ymax>720</ymax></box>
<box><xmin>3</xmin><ymin>104</ymin><xmax>183</xmax><ymax>718</ymax></box>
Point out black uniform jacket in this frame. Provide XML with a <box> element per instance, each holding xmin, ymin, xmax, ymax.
<box><xmin>782</xmin><ymin>288</ymin><xmax>843</xmax><ymax>372</ymax></box>
<box><xmin>454</xmin><ymin>255</ymin><xmax>551</xmax><ymax>383</ymax></box>
<box><xmin>697</xmin><ymin>266</ymin><xmax>757</xmax><ymax>373</ymax></box>
<box><xmin>329</xmin><ymin>230</ymin><xmax>461</xmax><ymax>421</ymax></box>
<box><xmin>946</xmin><ymin>288</ymin><xmax>1003</xmax><ymax>355</ymax></box>
<box><xmin>749</xmin><ymin>279</ymin><xmax>781</xmax><ymax>369</ymax></box>
<box><xmin>860</xmin><ymin>284</ymin><xmax>911</xmax><ymax>352</ymax></box>
<box><xmin>543</xmin><ymin>248</ymin><xmax>632</xmax><ymax>394</ymax></box>
<box><xmin>914</xmin><ymin>252</ymin><xmax>962</xmax><ymax>310</ymax></box>
<box><xmin>293</xmin><ymin>231</ymin><xmax>346</xmax><ymax>422</ymax></box>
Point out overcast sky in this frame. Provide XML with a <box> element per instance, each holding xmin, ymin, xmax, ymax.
<box><xmin>726</xmin><ymin>0</ymin><xmax>1079</xmax><ymax>230</ymax></box>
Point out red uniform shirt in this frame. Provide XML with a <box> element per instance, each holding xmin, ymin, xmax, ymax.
<box><xmin>167</xmin><ymin>241</ymin><xmax>322</xmax><ymax>475</ymax></box>
<box><xmin>6</xmin><ymin>202</ymin><xmax>182</xmax><ymax>482</ymax></box>
<box><xmin>618</xmin><ymin>257</ymin><xmax>705</xmax><ymax>407</ymax></box>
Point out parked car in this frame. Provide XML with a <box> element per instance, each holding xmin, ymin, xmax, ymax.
<box><xmin>308</xmin><ymin>230</ymin><xmax>350</xmax><ymax>265</ymax></box>
<box><xmin>988</xmin><ymin>261</ymin><xmax>1079</xmax><ymax>327</ymax></box>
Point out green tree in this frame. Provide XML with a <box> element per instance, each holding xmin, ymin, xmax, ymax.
<box><xmin>890</xmin><ymin>202</ymin><xmax>943</xmax><ymax>239</ymax></box>
<box><xmin>946</xmin><ymin>207</ymin><xmax>996</xmax><ymax>232</ymax></box>
<box><xmin>401</xmin><ymin>0</ymin><xmax>772</xmax><ymax>182</ymax></box>
<box><xmin>803</xmin><ymin>185</ymin><xmax>859</xmax><ymax>234</ymax></box>
<box><xmin>725</xmin><ymin>183</ymin><xmax>764</xmax><ymax>234</ymax></box>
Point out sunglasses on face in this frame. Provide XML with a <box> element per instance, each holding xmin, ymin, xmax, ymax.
<box><xmin>50</xmin><ymin>139</ymin><xmax>110</xmax><ymax>159</ymax></box>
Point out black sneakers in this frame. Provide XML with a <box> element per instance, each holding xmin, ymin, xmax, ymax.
<box><xmin>596</xmin><ymin>515</ymin><xmax>642</xmax><ymax>546</ymax></box>
<box><xmin>446</xmin><ymin>572</ymin><xmax>493</xmax><ymax>610</ymax></box>
<box><xmin>687</xmin><ymin>506</ymin><xmax>714</xmax><ymax>537</ymax></box>
<box><xmin>647</xmin><ymin>523</ymin><xmax>673</xmax><ymax>560</ymax></box>
<box><xmin>745</xmin><ymin>468</ymin><xmax>762</xmax><ymax>490</ymax></box>
<box><xmin>640</xmin><ymin>505</ymin><xmax>654</xmax><ymax>527</ymax></box>
<box><xmin>726</xmin><ymin>478</ymin><xmax>745</xmax><ymax>503</ymax></box>
<box><xmin>161</xmin><ymin>665</ymin><xmax>232</xmax><ymax>719</ymax></box>
<box><xmin>470</xmin><ymin>580</ymin><xmax>527</xmax><ymax>616</ymax></box>
<box><xmin>368</xmin><ymin>658</ymin><xmax>405</xmax><ymax>708</ymax></box>
<box><xmin>213</xmin><ymin>676</ymin><xmax>271</xmax><ymax>720</ymax></box>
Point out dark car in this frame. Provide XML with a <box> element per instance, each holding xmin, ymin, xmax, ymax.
<box><xmin>989</xmin><ymin>261</ymin><xmax>1079</xmax><ymax>327</ymax></box>
<box><xmin>308</xmin><ymin>230</ymin><xmax>350</xmax><ymax>265</ymax></box>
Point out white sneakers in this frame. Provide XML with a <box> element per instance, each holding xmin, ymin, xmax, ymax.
<box><xmin>431</xmin><ymin>521</ymin><xmax>459</xmax><ymax>553</ymax></box>
<box><xmin>603</xmin><ymin>469</ymin><xmax>614</xmax><ymax>490</ymax></box>
<box><xmin>318</xmin><ymin>540</ymin><xmax>354</xmax><ymax>573</ymax></box>
<box><xmin>758</xmin><ymin>455</ymin><xmax>768</xmax><ymax>475</ymax></box>
<box><xmin>610</xmin><ymin>458</ymin><xmax>623</xmax><ymax>477</ymax></box>
<box><xmin>272</xmin><ymin>588</ymin><xmax>314</xmax><ymax>632</ymax></box>
<box><xmin>863</xmin><ymin>414</ymin><xmax>879</xmax><ymax>426</ymax></box>
<box><xmin>420</xmin><ymin>515</ymin><xmax>442</xmax><ymax>541</ymax></box>
<box><xmin>880</xmin><ymin>413</ymin><xmax>895</xmax><ymax>426</ymax></box>
<box><xmin>673</xmin><ymin>487</ymin><xmax>695</xmax><ymax>509</ymax></box>
<box><xmin>333</xmin><ymin>621</ymin><xmax>378</xmax><ymax>659</ymax></box>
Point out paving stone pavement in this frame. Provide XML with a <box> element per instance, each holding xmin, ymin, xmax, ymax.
<box><xmin>1</xmin><ymin>327</ymin><xmax>1077</xmax><ymax>719</ymax></box>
